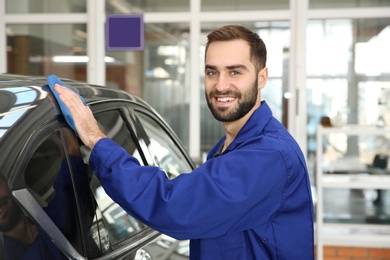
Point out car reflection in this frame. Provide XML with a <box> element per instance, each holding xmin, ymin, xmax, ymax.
<box><xmin>0</xmin><ymin>86</ymin><xmax>46</xmax><ymax>138</ymax></box>
<box><xmin>91</xmin><ymin>181</ymin><xmax>190</xmax><ymax>260</ymax></box>
<box><xmin>141</xmin><ymin>234</ymin><xmax>189</xmax><ymax>259</ymax></box>
<box><xmin>0</xmin><ymin>173</ymin><xmax>66</xmax><ymax>259</ymax></box>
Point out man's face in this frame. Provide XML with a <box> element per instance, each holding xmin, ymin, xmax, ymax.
<box><xmin>204</xmin><ymin>39</ymin><xmax>261</xmax><ymax>122</ymax></box>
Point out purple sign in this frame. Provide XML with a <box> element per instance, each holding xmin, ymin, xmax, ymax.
<box><xmin>106</xmin><ymin>14</ymin><xmax>144</xmax><ymax>51</ymax></box>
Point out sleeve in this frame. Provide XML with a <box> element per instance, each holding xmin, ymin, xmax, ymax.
<box><xmin>90</xmin><ymin>138</ymin><xmax>287</xmax><ymax>240</ymax></box>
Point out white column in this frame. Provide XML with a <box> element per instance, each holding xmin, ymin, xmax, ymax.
<box><xmin>315</xmin><ymin>125</ymin><xmax>324</xmax><ymax>260</ymax></box>
<box><xmin>189</xmin><ymin>0</ymin><xmax>201</xmax><ymax>160</ymax></box>
<box><xmin>289</xmin><ymin>0</ymin><xmax>308</xmax><ymax>156</ymax></box>
<box><xmin>0</xmin><ymin>0</ymin><xmax>6</xmax><ymax>73</ymax></box>
<box><xmin>87</xmin><ymin>0</ymin><xmax>105</xmax><ymax>85</ymax></box>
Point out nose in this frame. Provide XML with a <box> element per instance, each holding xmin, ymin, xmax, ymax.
<box><xmin>215</xmin><ymin>74</ymin><xmax>229</xmax><ymax>92</ymax></box>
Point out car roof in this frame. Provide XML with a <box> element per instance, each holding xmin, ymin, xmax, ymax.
<box><xmin>0</xmin><ymin>73</ymin><xmax>146</xmax><ymax>103</ymax></box>
<box><xmin>0</xmin><ymin>73</ymin><xmax>155</xmax><ymax>125</ymax></box>
<box><xmin>0</xmin><ymin>73</ymin><xmax>155</xmax><ymax>184</ymax></box>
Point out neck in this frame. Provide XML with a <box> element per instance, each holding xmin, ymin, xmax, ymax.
<box><xmin>222</xmin><ymin>101</ymin><xmax>260</xmax><ymax>152</ymax></box>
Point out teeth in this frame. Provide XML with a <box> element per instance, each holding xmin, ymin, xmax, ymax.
<box><xmin>217</xmin><ymin>97</ymin><xmax>235</xmax><ymax>102</ymax></box>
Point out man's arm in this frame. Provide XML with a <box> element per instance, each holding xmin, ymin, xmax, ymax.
<box><xmin>54</xmin><ymin>84</ymin><xmax>106</xmax><ymax>149</ymax></box>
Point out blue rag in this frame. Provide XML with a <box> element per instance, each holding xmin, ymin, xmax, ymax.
<box><xmin>46</xmin><ymin>74</ymin><xmax>86</xmax><ymax>136</ymax></box>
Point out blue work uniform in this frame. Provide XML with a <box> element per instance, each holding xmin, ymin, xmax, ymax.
<box><xmin>90</xmin><ymin>101</ymin><xmax>315</xmax><ymax>259</ymax></box>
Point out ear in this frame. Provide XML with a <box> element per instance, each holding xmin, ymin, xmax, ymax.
<box><xmin>257</xmin><ymin>67</ymin><xmax>268</xmax><ymax>90</ymax></box>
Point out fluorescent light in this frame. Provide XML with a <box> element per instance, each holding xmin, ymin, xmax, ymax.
<box><xmin>104</xmin><ymin>56</ymin><xmax>115</xmax><ymax>63</ymax></box>
<box><xmin>284</xmin><ymin>92</ymin><xmax>292</xmax><ymax>99</ymax></box>
<box><xmin>52</xmin><ymin>56</ymin><xmax>88</xmax><ymax>63</ymax></box>
<box><xmin>52</xmin><ymin>56</ymin><xmax>115</xmax><ymax>63</ymax></box>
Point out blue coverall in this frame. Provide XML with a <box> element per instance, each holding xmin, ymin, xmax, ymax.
<box><xmin>90</xmin><ymin>101</ymin><xmax>315</xmax><ymax>259</ymax></box>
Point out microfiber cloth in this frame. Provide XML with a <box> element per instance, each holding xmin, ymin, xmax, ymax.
<box><xmin>46</xmin><ymin>74</ymin><xmax>86</xmax><ymax>136</ymax></box>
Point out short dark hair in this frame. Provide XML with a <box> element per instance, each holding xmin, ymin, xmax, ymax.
<box><xmin>205</xmin><ymin>25</ymin><xmax>267</xmax><ymax>72</ymax></box>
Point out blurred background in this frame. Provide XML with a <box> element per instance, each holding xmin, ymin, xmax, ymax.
<box><xmin>1</xmin><ymin>1</ymin><xmax>390</xmax><ymax>259</ymax></box>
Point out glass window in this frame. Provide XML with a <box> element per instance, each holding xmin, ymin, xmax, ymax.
<box><xmin>90</xmin><ymin>110</ymin><xmax>149</xmax><ymax>246</ymax></box>
<box><xmin>310</xmin><ymin>0</ymin><xmax>390</xmax><ymax>9</ymax></box>
<box><xmin>94</xmin><ymin>109</ymin><xmax>143</xmax><ymax>161</ymax></box>
<box><xmin>61</xmin><ymin>128</ymin><xmax>109</xmax><ymax>257</ymax></box>
<box><xmin>5</xmin><ymin>0</ymin><xmax>86</xmax><ymax>13</ymax></box>
<box><xmin>0</xmin><ymin>172</ymin><xmax>68</xmax><ymax>259</ymax></box>
<box><xmin>106</xmin><ymin>0</ymin><xmax>189</xmax><ymax>12</ymax></box>
<box><xmin>306</xmin><ymin>18</ymin><xmax>390</xmax><ymax>156</ymax></box>
<box><xmin>200</xmin><ymin>21</ymin><xmax>290</xmax><ymax>154</ymax></box>
<box><xmin>134</xmin><ymin>111</ymin><xmax>193</xmax><ymax>179</ymax></box>
<box><xmin>106</xmin><ymin>23</ymin><xmax>191</xmax><ymax>151</ymax></box>
<box><xmin>201</xmin><ymin>0</ymin><xmax>289</xmax><ymax>11</ymax></box>
<box><xmin>23</xmin><ymin>130</ymin><xmax>85</xmax><ymax>256</ymax></box>
<box><xmin>88</xmin><ymin>176</ymin><xmax>149</xmax><ymax>246</ymax></box>
<box><xmin>140</xmin><ymin>234</ymin><xmax>190</xmax><ymax>258</ymax></box>
<box><xmin>132</xmin><ymin>111</ymin><xmax>192</xmax><ymax>258</ymax></box>
<box><xmin>320</xmin><ymin>128</ymin><xmax>390</xmax><ymax>224</ymax></box>
<box><xmin>7</xmin><ymin>24</ymin><xmax>87</xmax><ymax>80</ymax></box>
<box><xmin>23</xmin><ymin>128</ymin><xmax>109</xmax><ymax>258</ymax></box>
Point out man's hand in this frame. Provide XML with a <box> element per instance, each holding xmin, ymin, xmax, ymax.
<box><xmin>54</xmin><ymin>84</ymin><xmax>106</xmax><ymax>149</ymax></box>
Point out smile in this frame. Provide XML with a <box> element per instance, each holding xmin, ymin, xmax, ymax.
<box><xmin>217</xmin><ymin>97</ymin><xmax>235</xmax><ymax>102</ymax></box>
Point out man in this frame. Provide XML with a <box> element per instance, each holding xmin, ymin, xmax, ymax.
<box><xmin>55</xmin><ymin>25</ymin><xmax>314</xmax><ymax>259</ymax></box>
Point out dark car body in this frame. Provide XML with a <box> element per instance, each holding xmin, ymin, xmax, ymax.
<box><xmin>0</xmin><ymin>74</ymin><xmax>193</xmax><ymax>259</ymax></box>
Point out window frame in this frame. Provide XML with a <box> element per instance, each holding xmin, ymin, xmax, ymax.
<box><xmin>126</xmin><ymin>104</ymin><xmax>196</xmax><ymax>170</ymax></box>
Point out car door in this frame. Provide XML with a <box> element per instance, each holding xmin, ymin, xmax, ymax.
<box><xmin>89</xmin><ymin>100</ymin><xmax>194</xmax><ymax>259</ymax></box>
<box><xmin>5</xmin><ymin>101</ymin><xmax>162</xmax><ymax>260</ymax></box>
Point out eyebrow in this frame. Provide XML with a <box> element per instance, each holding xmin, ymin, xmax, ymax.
<box><xmin>205</xmin><ymin>64</ymin><xmax>249</xmax><ymax>71</ymax></box>
<box><xmin>226</xmin><ymin>64</ymin><xmax>248</xmax><ymax>71</ymax></box>
<box><xmin>205</xmin><ymin>65</ymin><xmax>216</xmax><ymax>70</ymax></box>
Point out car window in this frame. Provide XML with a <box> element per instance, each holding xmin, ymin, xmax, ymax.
<box><xmin>134</xmin><ymin>111</ymin><xmax>193</xmax><ymax>179</ymax></box>
<box><xmin>22</xmin><ymin>130</ymin><xmax>83</xmax><ymax>258</ymax></box>
<box><xmin>132</xmin><ymin>111</ymin><xmax>192</xmax><ymax>259</ymax></box>
<box><xmin>0</xmin><ymin>172</ymin><xmax>69</xmax><ymax>259</ymax></box>
<box><xmin>23</xmin><ymin>128</ymin><xmax>112</xmax><ymax>259</ymax></box>
<box><xmin>95</xmin><ymin>109</ymin><xmax>143</xmax><ymax>161</ymax></box>
<box><xmin>61</xmin><ymin>128</ymin><xmax>110</xmax><ymax>258</ymax></box>
<box><xmin>89</xmin><ymin>110</ymin><xmax>149</xmax><ymax>247</ymax></box>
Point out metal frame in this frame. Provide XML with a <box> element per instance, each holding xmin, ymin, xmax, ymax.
<box><xmin>316</xmin><ymin>125</ymin><xmax>390</xmax><ymax>260</ymax></box>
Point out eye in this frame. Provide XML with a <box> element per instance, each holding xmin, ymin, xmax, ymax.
<box><xmin>230</xmin><ymin>70</ymin><xmax>240</xmax><ymax>75</ymax></box>
<box><xmin>206</xmin><ymin>71</ymin><xmax>217</xmax><ymax>76</ymax></box>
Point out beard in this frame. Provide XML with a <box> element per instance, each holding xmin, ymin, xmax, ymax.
<box><xmin>206</xmin><ymin>77</ymin><xmax>258</xmax><ymax>122</ymax></box>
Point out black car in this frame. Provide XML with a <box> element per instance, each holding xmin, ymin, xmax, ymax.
<box><xmin>0</xmin><ymin>74</ymin><xmax>193</xmax><ymax>259</ymax></box>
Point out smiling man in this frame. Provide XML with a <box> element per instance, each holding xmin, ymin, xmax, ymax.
<box><xmin>55</xmin><ymin>25</ymin><xmax>315</xmax><ymax>259</ymax></box>
<box><xmin>204</xmin><ymin>34</ymin><xmax>268</xmax><ymax>153</ymax></box>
